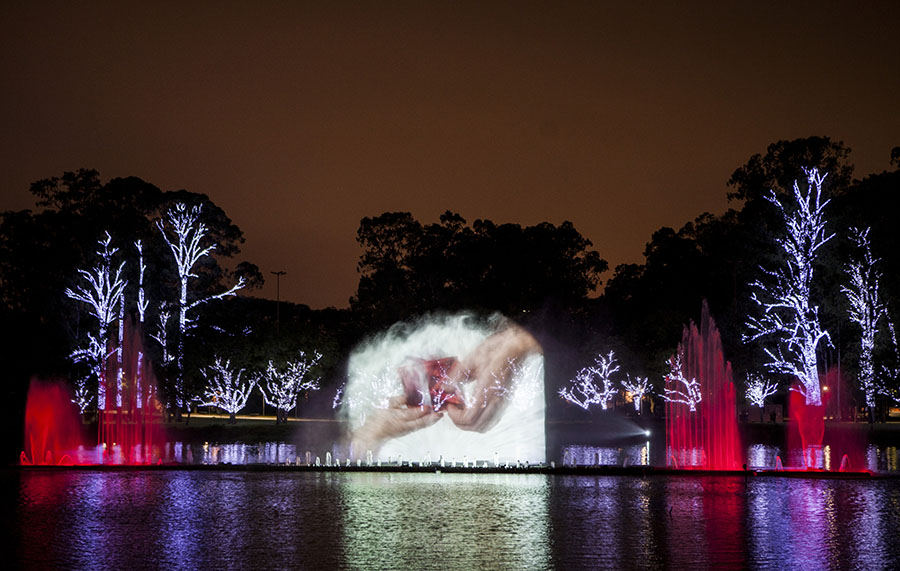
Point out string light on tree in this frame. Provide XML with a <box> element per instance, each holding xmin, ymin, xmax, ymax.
<box><xmin>65</xmin><ymin>232</ymin><xmax>126</xmax><ymax>411</ymax></box>
<box><xmin>157</xmin><ymin>203</ymin><xmax>246</xmax><ymax>410</ymax></box>
<box><xmin>662</xmin><ymin>349</ymin><xmax>702</xmax><ymax>412</ymax></box>
<box><xmin>259</xmin><ymin>350</ymin><xmax>322</xmax><ymax>424</ymax></box>
<box><xmin>745</xmin><ymin>168</ymin><xmax>833</xmax><ymax>406</ymax></box>
<box><xmin>558</xmin><ymin>351</ymin><xmax>620</xmax><ymax>410</ymax></box>
<box><xmin>842</xmin><ymin>227</ymin><xmax>890</xmax><ymax>411</ymax></box>
<box><xmin>198</xmin><ymin>357</ymin><xmax>256</xmax><ymax>423</ymax></box>
<box><xmin>622</xmin><ymin>375</ymin><xmax>651</xmax><ymax>414</ymax></box>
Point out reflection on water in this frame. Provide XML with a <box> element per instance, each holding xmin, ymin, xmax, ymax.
<box><xmin>9</xmin><ymin>470</ymin><xmax>900</xmax><ymax>569</ymax></box>
<box><xmin>560</xmin><ymin>443</ymin><xmax>899</xmax><ymax>473</ymax></box>
<box><xmin>341</xmin><ymin>472</ymin><xmax>550</xmax><ymax>570</ymax></box>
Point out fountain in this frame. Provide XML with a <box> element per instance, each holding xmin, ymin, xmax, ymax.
<box><xmin>20</xmin><ymin>379</ymin><xmax>84</xmax><ymax>465</ymax></box>
<box><xmin>21</xmin><ymin>317</ymin><xmax>166</xmax><ymax>465</ymax></box>
<box><xmin>665</xmin><ymin>301</ymin><xmax>741</xmax><ymax>470</ymax></box>
<box><xmin>96</xmin><ymin>318</ymin><xmax>166</xmax><ymax>464</ymax></box>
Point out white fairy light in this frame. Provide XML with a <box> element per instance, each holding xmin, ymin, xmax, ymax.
<box><xmin>198</xmin><ymin>357</ymin><xmax>256</xmax><ymax>421</ymax></box>
<box><xmin>157</xmin><ymin>203</ymin><xmax>246</xmax><ymax>408</ymax></box>
<box><xmin>662</xmin><ymin>349</ymin><xmax>701</xmax><ymax>412</ymax></box>
<box><xmin>65</xmin><ymin>232</ymin><xmax>127</xmax><ymax>410</ymax></box>
<box><xmin>258</xmin><ymin>350</ymin><xmax>322</xmax><ymax>423</ymax></box>
<box><xmin>621</xmin><ymin>375</ymin><xmax>651</xmax><ymax>413</ymax></box>
<box><xmin>745</xmin><ymin>374</ymin><xmax>778</xmax><ymax>408</ymax></box>
<box><xmin>745</xmin><ymin>168</ymin><xmax>833</xmax><ymax>406</ymax></box>
<box><xmin>842</xmin><ymin>227</ymin><xmax>890</xmax><ymax>409</ymax></box>
<box><xmin>558</xmin><ymin>351</ymin><xmax>620</xmax><ymax>410</ymax></box>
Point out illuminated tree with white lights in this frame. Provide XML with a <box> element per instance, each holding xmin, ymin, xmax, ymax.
<box><xmin>259</xmin><ymin>350</ymin><xmax>322</xmax><ymax>424</ymax></box>
<box><xmin>199</xmin><ymin>357</ymin><xmax>256</xmax><ymax>423</ymax></box>
<box><xmin>842</xmin><ymin>227</ymin><xmax>890</xmax><ymax>414</ymax></box>
<box><xmin>65</xmin><ymin>232</ymin><xmax>126</xmax><ymax>411</ymax></box>
<box><xmin>622</xmin><ymin>375</ymin><xmax>651</xmax><ymax>414</ymax></box>
<box><xmin>662</xmin><ymin>349</ymin><xmax>701</xmax><ymax>412</ymax></box>
<box><xmin>157</xmin><ymin>203</ymin><xmax>245</xmax><ymax>410</ymax></box>
<box><xmin>559</xmin><ymin>351</ymin><xmax>620</xmax><ymax>410</ymax></box>
<box><xmin>745</xmin><ymin>168</ymin><xmax>834</xmax><ymax>406</ymax></box>
<box><xmin>745</xmin><ymin>374</ymin><xmax>777</xmax><ymax>421</ymax></box>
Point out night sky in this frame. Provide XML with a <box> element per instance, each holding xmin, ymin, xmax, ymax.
<box><xmin>1</xmin><ymin>2</ymin><xmax>897</xmax><ymax>308</ymax></box>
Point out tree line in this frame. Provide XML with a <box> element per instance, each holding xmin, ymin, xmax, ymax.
<box><xmin>2</xmin><ymin>136</ymin><xmax>899</xmax><ymax>445</ymax></box>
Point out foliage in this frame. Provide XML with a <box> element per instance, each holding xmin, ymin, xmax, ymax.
<box><xmin>352</xmin><ymin>211</ymin><xmax>607</xmax><ymax>328</ymax></box>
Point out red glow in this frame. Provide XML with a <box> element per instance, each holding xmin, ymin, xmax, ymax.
<box><xmin>666</xmin><ymin>302</ymin><xmax>741</xmax><ymax>470</ymax></box>
<box><xmin>96</xmin><ymin>318</ymin><xmax>166</xmax><ymax>464</ymax></box>
<box><xmin>21</xmin><ymin>379</ymin><xmax>83</xmax><ymax>465</ymax></box>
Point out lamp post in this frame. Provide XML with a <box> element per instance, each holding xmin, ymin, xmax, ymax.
<box><xmin>271</xmin><ymin>270</ymin><xmax>286</xmax><ymax>333</ymax></box>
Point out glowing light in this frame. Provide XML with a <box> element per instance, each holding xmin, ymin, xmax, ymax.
<box><xmin>258</xmin><ymin>350</ymin><xmax>322</xmax><ymax>422</ymax></box>
<box><xmin>842</xmin><ymin>227</ymin><xmax>892</xmax><ymax>409</ymax></box>
<box><xmin>65</xmin><ymin>232</ymin><xmax>127</xmax><ymax>410</ymax></box>
<box><xmin>135</xmin><ymin>240</ymin><xmax>148</xmax><ymax>323</ymax></box>
<box><xmin>157</xmin><ymin>203</ymin><xmax>246</xmax><ymax>408</ymax></box>
<box><xmin>662</xmin><ymin>349</ymin><xmax>701</xmax><ymax>412</ymax></box>
<box><xmin>558</xmin><ymin>351</ymin><xmax>620</xmax><ymax>410</ymax></box>
<box><xmin>198</xmin><ymin>357</ymin><xmax>256</xmax><ymax>419</ymax></box>
<box><xmin>621</xmin><ymin>375</ymin><xmax>651</xmax><ymax>413</ymax></box>
<box><xmin>745</xmin><ymin>168</ymin><xmax>833</xmax><ymax>406</ymax></box>
<box><xmin>745</xmin><ymin>374</ymin><xmax>778</xmax><ymax>408</ymax></box>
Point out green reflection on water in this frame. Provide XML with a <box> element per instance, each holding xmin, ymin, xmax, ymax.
<box><xmin>339</xmin><ymin>472</ymin><xmax>551</xmax><ymax>570</ymax></box>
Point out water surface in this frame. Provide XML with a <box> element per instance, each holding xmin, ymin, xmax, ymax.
<box><xmin>8</xmin><ymin>469</ymin><xmax>900</xmax><ymax>569</ymax></box>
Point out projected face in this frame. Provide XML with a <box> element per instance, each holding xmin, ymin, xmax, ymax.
<box><xmin>342</xmin><ymin>314</ymin><xmax>546</xmax><ymax>464</ymax></box>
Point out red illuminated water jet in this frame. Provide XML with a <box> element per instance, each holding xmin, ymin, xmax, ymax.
<box><xmin>665</xmin><ymin>301</ymin><xmax>740</xmax><ymax>470</ymax></box>
<box><xmin>96</xmin><ymin>318</ymin><xmax>166</xmax><ymax>464</ymax></box>
<box><xmin>21</xmin><ymin>317</ymin><xmax>166</xmax><ymax>465</ymax></box>
<box><xmin>21</xmin><ymin>379</ymin><xmax>83</xmax><ymax>465</ymax></box>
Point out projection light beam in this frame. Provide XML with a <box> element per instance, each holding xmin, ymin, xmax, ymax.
<box><xmin>745</xmin><ymin>167</ymin><xmax>833</xmax><ymax>406</ymax></box>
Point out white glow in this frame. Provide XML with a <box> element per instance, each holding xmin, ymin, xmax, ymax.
<box><xmin>746</xmin><ymin>374</ymin><xmax>778</xmax><ymax>408</ymax></box>
<box><xmin>745</xmin><ymin>168</ymin><xmax>833</xmax><ymax>406</ymax></box>
<box><xmin>199</xmin><ymin>357</ymin><xmax>256</xmax><ymax>415</ymax></box>
<box><xmin>622</xmin><ymin>374</ymin><xmax>651</xmax><ymax>413</ymax></box>
<box><xmin>558</xmin><ymin>350</ymin><xmax>620</xmax><ymax>410</ymax></box>
<box><xmin>842</xmin><ymin>227</ymin><xmax>889</xmax><ymax>408</ymax></box>
<box><xmin>157</xmin><ymin>203</ymin><xmax>246</xmax><ymax>409</ymax></box>
<box><xmin>259</xmin><ymin>350</ymin><xmax>322</xmax><ymax>416</ymax></box>
<box><xmin>662</xmin><ymin>348</ymin><xmax>701</xmax><ymax>412</ymax></box>
<box><xmin>65</xmin><ymin>232</ymin><xmax>127</xmax><ymax>410</ymax></box>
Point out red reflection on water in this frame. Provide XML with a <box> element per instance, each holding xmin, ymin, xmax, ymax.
<box><xmin>788</xmin><ymin>368</ymin><xmax>866</xmax><ymax>470</ymax></box>
<box><xmin>666</xmin><ymin>302</ymin><xmax>741</xmax><ymax>470</ymax></box>
<box><xmin>21</xmin><ymin>379</ymin><xmax>83</xmax><ymax>465</ymax></box>
<box><xmin>789</xmin><ymin>387</ymin><xmax>825</xmax><ymax>469</ymax></box>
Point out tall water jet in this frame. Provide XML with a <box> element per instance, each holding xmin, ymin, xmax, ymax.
<box><xmin>96</xmin><ymin>317</ymin><xmax>166</xmax><ymax>464</ymax></box>
<box><xmin>665</xmin><ymin>301</ymin><xmax>740</xmax><ymax>470</ymax></box>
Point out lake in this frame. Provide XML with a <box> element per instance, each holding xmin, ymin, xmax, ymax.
<box><xmin>8</xmin><ymin>468</ymin><xmax>900</xmax><ymax>569</ymax></box>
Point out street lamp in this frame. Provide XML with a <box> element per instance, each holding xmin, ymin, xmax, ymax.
<box><xmin>271</xmin><ymin>270</ymin><xmax>286</xmax><ymax>332</ymax></box>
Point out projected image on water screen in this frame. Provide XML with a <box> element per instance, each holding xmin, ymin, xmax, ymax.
<box><xmin>340</xmin><ymin>314</ymin><xmax>545</xmax><ymax>464</ymax></box>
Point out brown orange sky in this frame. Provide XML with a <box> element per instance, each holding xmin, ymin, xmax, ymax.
<box><xmin>1</xmin><ymin>2</ymin><xmax>897</xmax><ymax>308</ymax></box>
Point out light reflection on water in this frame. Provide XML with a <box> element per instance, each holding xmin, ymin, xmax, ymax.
<box><xmin>9</xmin><ymin>470</ymin><xmax>900</xmax><ymax>570</ymax></box>
<box><xmin>558</xmin><ymin>443</ymin><xmax>900</xmax><ymax>473</ymax></box>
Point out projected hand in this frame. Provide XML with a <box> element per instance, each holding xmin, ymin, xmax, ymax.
<box><xmin>350</xmin><ymin>396</ymin><xmax>442</xmax><ymax>457</ymax></box>
<box><xmin>446</xmin><ymin>325</ymin><xmax>541</xmax><ymax>433</ymax></box>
